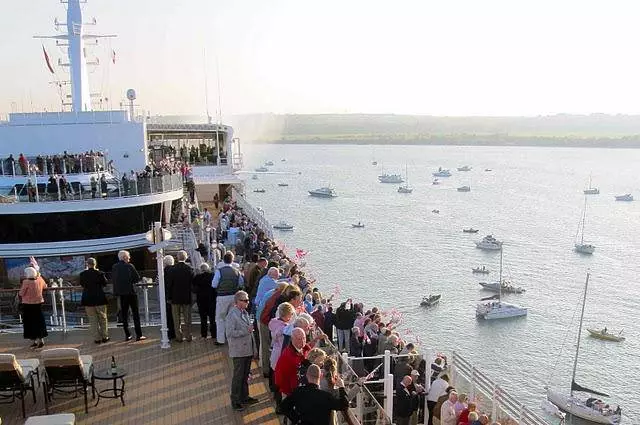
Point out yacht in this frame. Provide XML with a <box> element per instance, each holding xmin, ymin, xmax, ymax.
<box><xmin>457</xmin><ymin>186</ymin><xmax>471</xmax><ymax>192</ymax></box>
<box><xmin>475</xmin><ymin>235</ymin><xmax>503</xmax><ymax>251</ymax></box>
<box><xmin>397</xmin><ymin>165</ymin><xmax>412</xmax><ymax>193</ymax></box>
<box><xmin>273</xmin><ymin>221</ymin><xmax>294</xmax><ymax>230</ymax></box>
<box><xmin>478</xmin><ymin>281</ymin><xmax>526</xmax><ymax>294</ymax></box>
<box><xmin>255</xmin><ymin>166</ymin><xmax>268</xmax><ymax>172</ymax></box>
<box><xmin>378</xmin><ymin>174</ymin><xmax>404</xmax><ymax>183</ymax></box>
<box><xmin>575</xmin><ymin>196</ymin><xmax>595</xmax><ymax>255</ymax></box>
<box><xmin>432</xmin><ymin>168</ymin><xmax>452</xmax><ymax>177</ymax></box>
<box><xmin>614</xmin><ymin>194</ymin><xmax>633</xmax><ymax>201</ymax></box>
<box><xmin>0</xmin><ymin>1</ymin><xmax>243</xmax><ymax>274</ymax></box>
<box><xmin>476</xmin><ymin>250</ymin><xmax>527</xmax><ymax>320</ymax></box>
<box><xmin>583</xmin><ymin>175</ymin><xmax>599</xmax><ymax>195</ymax></box>
<box><xmin>308</xmin><ymin>187</ymin><xmax>337</xmax><ymax>198</ymax></box>
<box><xmin>457</xmin><ymin>165</ymin><xmax>472</xmax><ymax>171</ymax></box>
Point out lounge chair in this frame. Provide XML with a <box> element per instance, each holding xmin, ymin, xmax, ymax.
<box><xmin>25</xmin><ymin>413</ymin><xmax>76</xmax><ymax>425</ymax></box>
<box><xmin>41</xmin><ymin>348</ymin><xmax>94</xmax><ymax>414</ymax></box>
<box><xmin>0</xmin><ymin>353</ymin><xmax>40</xmax><ymax>418</ymax></box>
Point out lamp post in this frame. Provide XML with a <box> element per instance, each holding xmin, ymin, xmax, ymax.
<box><xmin>146</xmin><ymin>222</ymin><xmax>172</xmax><ymax>349</ymax></box>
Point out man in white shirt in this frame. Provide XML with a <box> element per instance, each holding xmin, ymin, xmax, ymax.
<box><xmin>426</xmin><ymin>374</ymin><xmax>449</xmax><ymax>425</ymax></box>
<box><xmin>440</xmin><ymin>391</ymin><xmax>458</xmax><ymax>425</ymax></box>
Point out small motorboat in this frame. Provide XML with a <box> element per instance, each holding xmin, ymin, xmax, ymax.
<box><xmin>309</xmin><ymin>187</ymin><xmax>338</xmax><ymax>198</ymax></box>
<box><xmin>281</xmin><ymin>158</ymin><xmax>287</xmax><ymax>162</ymax></box>
<box><xmin>432</xmin><ymin>209</ymin><xmax>440</xmax><ymax>214</ymax></box>
<box><xmin>371</xmin><ymin>161</ymin><xmax>378</xmax><ymax>165</ymax></box>
<box><xmin>472</xmin><ymin>266</ymin><xmax>490</xmax><ymax>274</ymax></box>
<box><xmin>457</xmin><ymin>165</ymin><xmax>472</xmax><ymax>172</ymax></box>
<box><xmin>351</xmin><ymin>222</ymin><xmax>365</xmax><ymax>228</ymax></box>
<box><xmin>479</xmin><ymin>281</ymin><xmax>526</xmax><ymax>294</ymax></box>
<box><xmin>255</xmin><ymin>166</ymin><xmax>268</xmax><ymax>172</ymax></box>
<box><xmin>457</xmin><ymin>186</ymin><xmax>471</xmax><ymax>192</ymax></box>
<box><xmin>432</xmin><ymin>168</ymin><xmax>452</xmax><ymax>178</ymax></box>
<box><xmin>278</xmin><ymin>183</ymin><xmax>289</xmax><ymax>187</ymax></box>
<box><xmin>463</xmin><ymin>228</ymin><xmax>479</xmax><ymax>233</ymax></box>
<box><xmin>420</xmin><ymin>294</ymin><xmax>441</xmax><ymax>307</ymax></box>
<box><xmin>251</xmin><ymin>175</ymin><xmax>258</xmax><ymax>180</ymax></box>
<box><xmin>398</xmin><ymin>185</ymin><xmax>413</xmax><ymax>193</ymax></box>
<box><xmin>264</xmin><ymin>161</ymin><xmax>275</xmax><ymax>166</ymax></box>
<box><xmin>378</xmin><ymin>174</ymin><xmax>404</xmax><ymax>183</ymax></box>
<box><xmin>432</xmin><ymin>179</ymin><xmax>440</xmax><ymax>185</ymax></box>
<box><xmin>476</xmin><ymin>234</ymin><xmax>503</xmax><ymax>251</ymax></box>
<box><xmin>253</xmin><ymin>189</ymin><xmax>266</xmax><ymax>193</ymax></box>
<box><xmin>484</xmin><ymin>168</ymin><xmax>492</xmax><ymax>172</ymax></box>
<box><xmin>273</xmin><ymin>221</ymin><xmax>294</xmax><ymax>230</ymax></box>
<box><xmin>615</xmin><ymin>194</ymin><xmax>633</xmax><ymax>202</ymax></box>
<box><xmin>586</xmin><ymin>328</ymin><xmax>625</xmax><ymax>342</ymax></box>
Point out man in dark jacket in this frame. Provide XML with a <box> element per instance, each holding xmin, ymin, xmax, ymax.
<box><xmin>111</xmin><ymin>250</ymin><xmax>145</xmax><ymax>341</ymax></box>
<box><xmin>165</xmin><ymin>250</ymin><xmax>195</xmax><ymax>342</ymax></box>
<box><xmin>80</xmin><ymin>257</ymin><xmax>109</xmax><ymax>344</ymax></box>
<box><xmin>334</xmin><ymin>299</ymin><xmax>356</xmax><ymax>352</ymax></box>
<box><xmin>193</xmin><ymin>263</ymin><xmax>215</xmax><ymax>339</ymax></box>
<box><xmin>395</xmin><ymin>375</ymin><xmax>423</xmax><ymax>425</ymax></box>
<box><xmin>280</xmin><ymin>364</ymin><xmax>348</xmax><ymax>425</ymax></box>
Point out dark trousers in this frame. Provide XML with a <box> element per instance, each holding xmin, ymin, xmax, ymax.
<box><xmin>119</xmin><ymin>294</ymin><xmax>142</xmax><ymax>338</ymax></box>
<box><xmin>427</xmin><ymin>400</ymin><xmax>437</xmax><ymax>425</ymax></box>
<box><xmin>166</xmin><ymin>303</ymin><xmax>176</xmax><ymax>339</ymax></box>
<box><xmin>231</xmin><ymin>356</ymin><xmax>252</xmax><ymax>404</ymax></box>
<box><xmin>197</xmin><ymin>299</ymin><xmax>216</xmax><ymax>338</ymax></box>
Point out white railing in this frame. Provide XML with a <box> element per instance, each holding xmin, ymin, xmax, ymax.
<box><xmin>231</xmin><ymin>187</ymin><xmax>273</xmax><ymax>239</ymax></box>
<box><xmin>450</xmin><ymin>351</ymin><xmax>551</xmax><ymax>425</ymax></box>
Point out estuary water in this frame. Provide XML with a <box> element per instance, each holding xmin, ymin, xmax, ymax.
<box><xmin>242</xmin><ymin>144</ymin><xmax>640</xmax><ymax>422</ymax></box>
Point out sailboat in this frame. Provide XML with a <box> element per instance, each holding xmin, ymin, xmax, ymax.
<box><xmin>575</xmin><ymin>196</ymin><xmax>595</xmax><ymax>254</ymax></box>
<box><xmin>398</xmin><ymin>164</ymin><xmax>413</xmax><ymax>193</ymax></box>
<box><xmin>584</xmin><ymin>175</ymin><xmax>600</xmax><ymax>195</ymax></box>
<box><xmin>475</xmin><ymin>249</ymin><xmax>527</xmax><ymax>320</ymax></box>
<box><xmin>546</xmin><ymin>273</ymin><xmax>622</xmax><ymax>424</ymax></box>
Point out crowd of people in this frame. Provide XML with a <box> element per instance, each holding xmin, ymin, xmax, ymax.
<box><xmin>2</xmin><ymin>151</ymin><xmax>107</xmax><ymax>176</ymax></box>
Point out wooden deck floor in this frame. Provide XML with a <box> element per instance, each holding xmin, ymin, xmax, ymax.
<box><xmin>0</xmin><ymin>327</ymin><xmax>280</xmax><ymax>425</ymax></box>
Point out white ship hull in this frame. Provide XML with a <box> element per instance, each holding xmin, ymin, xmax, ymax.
<box><xmin>476</xmin><ymin>302</ymin><xmax>527</xmax><ymax>319</ymax></box>
<box><xmin>546</xmin><ymin>389</ymin><xmax>621</xmax><ymax>424</ymax></box>
<box><xmin>575</xmin><ymin>243</ymin><xmax>595</xmax><ymax>254</ymax></box>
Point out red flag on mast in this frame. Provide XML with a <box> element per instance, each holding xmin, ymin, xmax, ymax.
<box><xmin>42</xmin><ymin>45</ymin><xmax>55</xmax><ymax>74</ymax></box>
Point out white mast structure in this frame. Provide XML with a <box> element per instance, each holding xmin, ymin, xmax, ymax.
<box><xmin>35</xmin><ymin>0</ymin><xmax>116</xmax><ymax>112</ymax></box>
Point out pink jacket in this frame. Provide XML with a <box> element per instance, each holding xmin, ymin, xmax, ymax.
<box><xmin>19</xmin><ymin>277</ymin><xmax>47</xmax><ymax>304</ymax></box>
<box><xmin>269</xmin><ymin>317</ymin><xmax>290</xmax><ymax>369</ymax></box>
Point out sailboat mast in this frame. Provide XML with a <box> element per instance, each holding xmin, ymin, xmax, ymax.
<box><xmin>580</xmin><ymin>196</ymin><xmax>587</xmax><ymax>244</ymax></box>
<box><xmin>498</xmin><ymin>249</ymin><xmax>503</xmax><ymax>300</ymax></box>
<box><xmin>570</xmin><ymin>272</ymin><xmax>590</xmax><ymax>396</ymax></box>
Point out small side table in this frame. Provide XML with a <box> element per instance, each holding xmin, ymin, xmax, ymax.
<box><xmin>92</xmin><ymin>367</ymin><xmax>127</xmax><ymax>406</ymax></box>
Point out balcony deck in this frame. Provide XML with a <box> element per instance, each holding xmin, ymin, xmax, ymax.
<box><xmin>0</xmin><ymin>327</ymin><xmax>280</xmax><ymax>425</ymax></box>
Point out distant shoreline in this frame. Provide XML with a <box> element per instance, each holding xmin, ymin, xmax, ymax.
<box><xmin>253</xmin><ymin>136</ymin><xmax>640</xmax><ymax>149</ymax></box>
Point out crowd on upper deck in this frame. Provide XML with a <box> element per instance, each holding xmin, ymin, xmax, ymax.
<box><xmin>2</xmin><ymin>151</ymin><xmax>107</xmax><ymax>176</ymax></box>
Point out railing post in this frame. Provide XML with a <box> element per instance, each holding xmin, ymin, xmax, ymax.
<box><xmin>80</xmin><ymin>156</ymin><xmax>83</xmax><ymax>174</ymax></box>
<box><xmin>59</xmin><ymin>287</ymin><xmax>67</xmax><ymax>334</ymax></box>
<box><xmin>470</xmin><ymin>366</ymin><xmax>476</xmax><ymax>402</ymax></box>
<box><xmin>383</xmin><ymin>349</ymin><xmax>391</xmax><ymax>379</ymax></box>
<box><xmin>384</xmin><ymin>373</ymin><xmax>394</xmax><ymax>421</ymax></box>
<box><xmin>143</xmin><ymin>285</ymin><xmax>150</xmax><ymax>326</ymax></box>
<box><xmin>49</xmin><ymin>279</ymin><xmax>59</xmax><ymax>326</ymax></box>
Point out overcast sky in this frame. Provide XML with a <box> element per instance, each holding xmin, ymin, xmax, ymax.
<box><xmin>1</xmin><ymin>0</ymin><xmax>639</xmax><ymax>117</ymax></box>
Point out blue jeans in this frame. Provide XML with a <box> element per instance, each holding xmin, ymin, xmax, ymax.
<box><xmin>337</xmin><ymin>328</ymin><xmax>351</xmax><ymax>352</ymax></box>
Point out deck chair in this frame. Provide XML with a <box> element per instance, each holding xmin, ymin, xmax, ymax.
<box><xmin>0</xmin><ymin>353</ymin><xmax>39</xmax><ymax>418</ymax></box>
<box><xmin>25</xmin><ymin>413</ymin><xmax>76</xmax><ymax>425</ymax></box>
<box><xmin>41</xmin><ymin>348</ymin><xmax>94</xmax><ymax>414</ymax></box>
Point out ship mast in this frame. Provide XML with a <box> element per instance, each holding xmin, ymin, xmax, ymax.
<box><xmin>570</xmin><ymin>272</ymin><xmax>589</xmax><ymax>396</ymax></box>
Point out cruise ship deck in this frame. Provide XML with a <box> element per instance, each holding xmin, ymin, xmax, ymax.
<box><xmin>0</xmin><ymin>328</ymin><xmax>279</xmax><ymax>425</ymax></box>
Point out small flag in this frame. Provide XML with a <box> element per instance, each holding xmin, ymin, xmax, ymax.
<box><xmin>42</xmin><ymin>45</ymin><xmax>55</xmax><ymax>74</ymax></box>
<box><xmin>111</xmin><ymin>49</ymin><xmax>116</xmax><ymax>64</ymax></box>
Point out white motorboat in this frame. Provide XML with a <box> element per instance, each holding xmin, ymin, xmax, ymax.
<box><xmin>432</xmin><ymin>167</ymin><xmax>452</xmax><ymax>177</ymax></box>
<box><xmin>472</xmin><ymin>266</ymin><xmax>490</xmax><ymax>274</ymax></box>
<box><xmin>255</xmin><ymin>166</ymin><xmax>268</xmax><ymax>172</ymax></box>
<box><xmin>583</xmin><ymin>175</ymin><xmax>599</xmax><ymax>195</ymax></box>
<box><xmin>264</xmin><ymin>161</ymin><xmax>274</xmax><ymax>166</ymax></box>
<box><xmin>546</xmin><ymin>273</ymin><xmax>622</xmax><ymax>424</ymax></box>
<box><xmin>614</xmin><ymin>194</ymin><xmax>633</xmax><ymax>202</ymax></box>
<box><xmin>457</xmin><ymin>165</ymin><xmax>472</xmax><ymax>171</ymax></box>
<box><xmin>575</xmin><ymin>196</ymin><xmax>595</xmax><ymax>255</ymax></box>
<box><xmin>308</xmin><ymin>187</ymin><xmax>337</xmax><ymax>198</ymax></box>
<box><xmin>281</xmin><ymin>158</ymin><xmax>286</xmax><ymax>162</ymax></box>
<box><xmin>420</xmin><ymin>294</ymin><xmax>441</xmax><ymax>307</ymax></box>
<box><xmin>378</xmin><ymin>174</ymin><xmax>404</xmax><ymax>183</ymax></box>
<box><xmin>475</xmin><ymin>234</ymin><xmax>503</xmax><ymax>251</ymax></box>
<box><xmin>485</xmin><ymin>168</ymin><xmax>492</xmax><ymax>172</ymax></box>
<box><xmin>457</xmin><ymin>185</ymin><xmax>471</xmax><ymax>192</ymax></box>
<box><xmin>476</xmin><ymin>250</ymin><xmax>527</xmax><ymax>320</ymax></box>
<box><xmin>273</xmin><ymin>221</ymin><xmax>294</xmax><ymax>230</ymax></box>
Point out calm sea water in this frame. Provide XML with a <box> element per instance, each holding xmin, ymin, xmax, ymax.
<box><xmin>242</xmin><ymin>144</ymin><xmax>640</xmax><ymax>422</ymax></box>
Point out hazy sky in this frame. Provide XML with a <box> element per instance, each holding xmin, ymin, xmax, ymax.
<box><xmin>1</xmin><ymin>0</ymin><xmax>640</xmax><ymax>117</ymax></box>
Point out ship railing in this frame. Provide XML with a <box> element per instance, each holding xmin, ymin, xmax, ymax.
<box><xmin>3</xmin><ymin>173</ymin><xmax>183</xmax><ymax>204</ymax></box>
<box><xmin>231</xmin><ymin>186</ymin><xmax>274</xmax><ymax>239</ymax></box>
<box><xmin>451</xmin><ymin>351</ymin><xmax>551</xmax><ymax>425</ymax></box>
<box><xmin>0</xmin><ymin>153</ymin><xmax>108</xmax><ymax>177</ymax></box>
